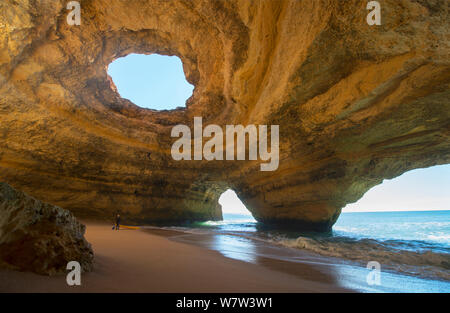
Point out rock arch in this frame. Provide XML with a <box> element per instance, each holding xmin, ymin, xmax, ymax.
<box><xmin>0</xmin><ymin>0</ymin><xmax>449</xmax><ymax>231</ymax></box>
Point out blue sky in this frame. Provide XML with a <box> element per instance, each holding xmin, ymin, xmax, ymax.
<box><xmin>109</xmin><ymin>54</ymin><xmax>449</xmax><ymax>214</ymax></box>
<box><xmin>108</xmin><ymin>53</ymin><xmax>193</xmax><ymax>110</ymax></box>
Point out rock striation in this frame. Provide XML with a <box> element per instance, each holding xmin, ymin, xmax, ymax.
<box><xmin>0</xmin><ymin>0</ymin><xmax>449</xmax><ymax>231</ymax></box>
<box><xmin>0</xmin><ymin>182</ymin><xmax>93</xmax><ymax>275</ymax></box>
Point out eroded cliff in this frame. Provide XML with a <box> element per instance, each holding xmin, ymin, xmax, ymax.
<box><xmin>0</xmin><ymin>0</ymin><xmax>449</xmax><ymax>231</ymax></box>
<box><xmin>0</xmin><ymin>182</ymin><xmax>93</xmax><ymax>274</ymax></box>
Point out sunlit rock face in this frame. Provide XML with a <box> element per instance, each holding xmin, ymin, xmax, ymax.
<box><xmin>0</xmin><ymin>0</ymin><xmax>449</xmax><ymax>231</ymax></box>
<box><xmin>0</xmin><ymin>183</ymin><xmax>93</xmax><ymax>275</ymax></box>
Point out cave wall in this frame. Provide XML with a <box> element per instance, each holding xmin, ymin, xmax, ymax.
<box><xmin>0</xmin><ymin>0</ymin><xmax>449</xmax><ymax>231</ymax></box>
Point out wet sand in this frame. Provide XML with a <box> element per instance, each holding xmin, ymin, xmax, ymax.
<box><xmin>0</xmin><ymin>223</ymin><xmax>352</xmax><ymax>292</ymax></box>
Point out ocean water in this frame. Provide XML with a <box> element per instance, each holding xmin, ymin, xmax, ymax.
<box><xmin>334</xmin><ymin>211</ymin><xmax>450</xmax><ymax>250</ymax></box>
<box><xmin>282</xmin><ymin>211</ymin><xmax>450</xmax><ymax>281</ymax></box>
<box><xmin>162</xmin><ymin>211</ymin><xmax>450</xmax><ymax>282</ymax></box>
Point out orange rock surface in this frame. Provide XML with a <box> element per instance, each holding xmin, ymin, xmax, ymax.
<box><xmin>0</xmin><ymin>0</ymin><xmax>449</xmax><ymax>231</ymax></box>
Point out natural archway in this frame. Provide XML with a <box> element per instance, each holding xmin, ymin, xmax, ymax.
<box><xmin>335</xmin><ymin>164</ymin><xmax>450</xmax><ymax>242</ymax></box>
<box><xmin>218</xmin><ymin>189</ymin><xmax>256</xmax><ymax>222</ymax></box>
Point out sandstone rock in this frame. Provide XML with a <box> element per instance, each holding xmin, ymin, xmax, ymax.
<box><xmin>0</xmin><ymin>1</ymin><xmax>449</xmax><ymax>231</ymax></box>
<box><xmin>0</xmin><ymin>182</ymin><xmax>93</xmax><ymax>275</ymax></box>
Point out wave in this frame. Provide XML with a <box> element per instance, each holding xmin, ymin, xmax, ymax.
<box><xmin>276</xmin><ymin>235</ymin><xmax>450</xmax><ymax>281</ymax></box>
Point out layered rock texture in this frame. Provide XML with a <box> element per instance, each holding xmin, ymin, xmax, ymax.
<box><xmin>0</xmin><ymin>0</ymin><xmax>449</xmax><ymax>231</ymax></box>
<box><xmin>0</xmin><ymin>182</ymin><xmax>93</xmax><ymax>275</ymax></box>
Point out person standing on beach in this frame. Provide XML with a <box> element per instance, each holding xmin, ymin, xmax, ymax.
<box><xmin>115</xmin><ymin>213</ymin><xmax>121</xmax><ymax>230</ymax></box>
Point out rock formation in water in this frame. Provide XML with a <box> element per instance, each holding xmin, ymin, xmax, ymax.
<box><xmin>0</xmin><ymin>0</ymin><xmax>449</xmax><ymax>231</ymax></box>
<box><xmin>0</xmin><ymin>182</ymin><xmax>93</xmax><ymax>275</ymax></box>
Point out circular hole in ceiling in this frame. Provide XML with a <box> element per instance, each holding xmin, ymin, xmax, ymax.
<box><xmin>107</xmin><ymin>53</ymin><xmax>194</xmax><ymax>110</ymax></box>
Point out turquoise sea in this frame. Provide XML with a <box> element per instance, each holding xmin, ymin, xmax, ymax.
<box><xmin>335</xmin><ymin>210</ymin><xmax>450</xmax><ymax>253</ymax></box>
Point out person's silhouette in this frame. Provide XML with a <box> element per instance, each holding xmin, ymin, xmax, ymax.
<box><xmin>115</xmin><ymin>214</ymin><xmax>121</xmax><ymax>230</ymax></box>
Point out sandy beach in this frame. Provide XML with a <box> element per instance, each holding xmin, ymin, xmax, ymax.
<box><xmin>0</xmin><ymin>223</ymin><xmax>353</xmax><ymax>293</ymax></box>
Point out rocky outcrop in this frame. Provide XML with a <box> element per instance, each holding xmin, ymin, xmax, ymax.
<box><xmin>0</xmin><ymin>182</ymin><xmax>93</xmax><ymax>275</ymax></box>
<box><xmin>0</xmin><ymin>0</ymin><xmax>449</xmax><ymax>231</ymax></box>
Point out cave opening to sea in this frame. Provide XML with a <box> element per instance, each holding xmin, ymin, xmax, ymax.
<box><xmin>334</xmin><ymin>164</ymin><xmax>450</xmax><ymax>243</ymax></box>
<box><xmin>107</xmin><ymin>53</ymin><xmax>194</xmax><ymax>110</ymax></box>
<box><xmin>325</xmin><ymin>164</ymin><xmax>450</xmax><ymax>281</ymax></box>
<box><xmin>341</xmin><ymin>164</ymin><xmax>450</xmax><ymax>214</ymax></box>
<box><xmin>218</xmin><ymin>189</ymin><xmax>256</xmax><ymax>223</ymax></box>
